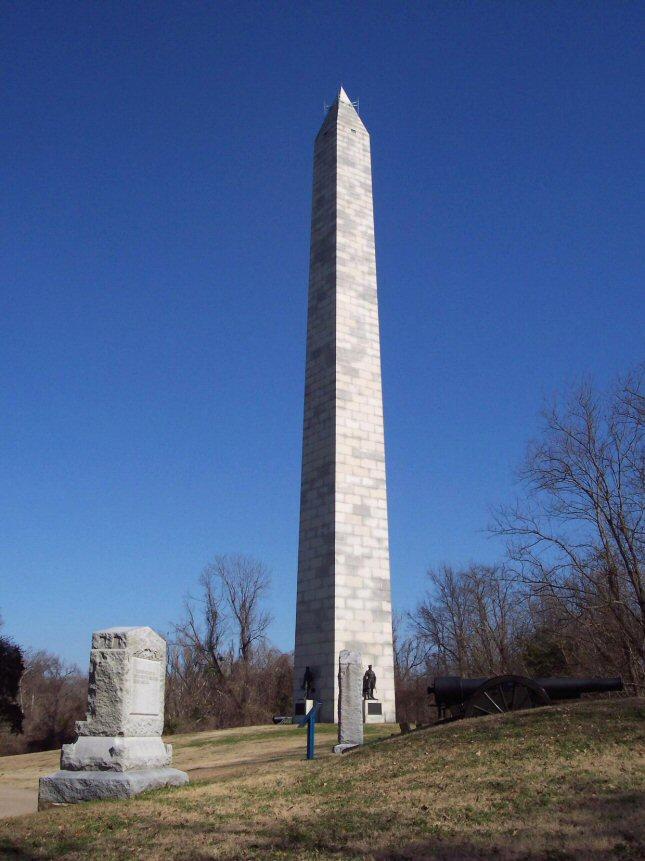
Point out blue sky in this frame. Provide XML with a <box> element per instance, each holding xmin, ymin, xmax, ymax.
<box><xmin>1</xmin><ymin>2</ymin><xmax>643</xmax><ymax>667</ymax></box>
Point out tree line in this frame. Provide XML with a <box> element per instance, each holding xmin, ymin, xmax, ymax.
<box><xmin>396</xmin><ymin>366</ymin><xmax>644</xmax><ymax>721</ymax></box>
<box><xmin>0</xmin><ymin>630</ymin><xmax>87</xmax><ymax>755</ymax></box>
<box><xmin>1</xmin><ymin>366</ymin><xmax>642</xmax><ymax>751</ymax></box>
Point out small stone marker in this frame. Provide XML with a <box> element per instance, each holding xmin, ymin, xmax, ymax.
<box><xmin>333</xmin><ymin>650</ymin><xmax>364</xmax><ymax>754</ymax></box>
<box><xmin>38</xmin><ymin>626</ymin><xmax>188</xmax><ymax>809</ymax></box>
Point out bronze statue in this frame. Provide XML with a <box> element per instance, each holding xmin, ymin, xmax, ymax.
<box><xmin>301</xmin><ymin>666</ymin><xmax>315</xmax><ymax>699</ymax></box>
<box><xmin>362</xmin><ymin>665</ymin><xmax>376</xmax><ymax>699</ymax></box>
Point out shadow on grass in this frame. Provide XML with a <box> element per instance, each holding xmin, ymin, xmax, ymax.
<box><xmin>2</xmin><ymin>787</ymin><xmax>642</xmax><ymax>860</ymax></box>
<box><xmin>373</xmin><ymin>788</ymin><xmax>645</xmax><ymax>861</ymax></box>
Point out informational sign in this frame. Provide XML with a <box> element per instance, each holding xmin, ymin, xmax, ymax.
<box><xmin>130</xmin><ymin>657</ymin><xmax>160</xmax><ymax>716</ymax></box>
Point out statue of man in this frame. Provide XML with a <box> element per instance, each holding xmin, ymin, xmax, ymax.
<box><xmin>301</xmin><ymin>666</ymin><xmax>315</xmax><ymax>699</ymax></box>
<box><xmin>362</xmin><ymin>665</ymin><xmax>377</xmax><ymax>700</ymax></box>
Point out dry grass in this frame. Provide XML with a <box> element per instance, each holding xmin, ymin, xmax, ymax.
<box><xmin>0</xmin><ymin>699</ymin><xmax>643</xmax><ymax>860</ymax></box>
<box><xmin>0</xmin><ymin>723</ymin><xmax>392</xmax><ymax>818</ymax></box>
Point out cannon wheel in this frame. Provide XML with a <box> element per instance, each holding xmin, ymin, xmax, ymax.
<box><xmin>464</xmin><ymin>674</ymin><xmax>550</xmax><ymax>718</ymax></box>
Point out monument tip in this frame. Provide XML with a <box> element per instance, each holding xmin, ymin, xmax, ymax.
<box><xmin>337</xmin><ymin>85</ymin><xmax>352</xmax><ymax>105</ymax></box>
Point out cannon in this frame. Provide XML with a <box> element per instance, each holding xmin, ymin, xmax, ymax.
<box><xmin>428</xmin><ymin>675</ymin><xmax>623</xmax><ymax>720</ymax></box>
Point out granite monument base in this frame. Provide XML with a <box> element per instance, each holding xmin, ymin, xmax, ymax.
<box><xmin>61</xmin><ymin>736</ymin><xmax>172</xmax><ymax>771</ymax></box>
<box><xmin>37</xmin><ymin>627</ymin><xmax>189</xmax><ymax>811</ymax></box>
<box><xmin>38</xmin><ymin>768</ymin><xmax>189</xmax><ymax>809</ymax></box>
<box><xmin>332</xmin><ymin>742</ymin><xmax>360</xmax><ymax>754</ymax></box>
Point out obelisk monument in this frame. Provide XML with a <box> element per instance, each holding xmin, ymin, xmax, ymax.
<box><xmin>294</xmin><ymin>88</ymin><xmax>396</xmax><ymax>723</ymax></box>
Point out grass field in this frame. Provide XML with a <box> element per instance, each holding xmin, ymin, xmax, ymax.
<box><xmin>0</xmin><ymin>698</ymin><xmax>643</xmax><ymax>859</ymax></box>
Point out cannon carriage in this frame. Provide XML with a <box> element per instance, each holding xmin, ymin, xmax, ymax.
<box><xmin>428</xmin><ymin>674</ymin><xmax>623</xmax><ymax>720</ymax></box>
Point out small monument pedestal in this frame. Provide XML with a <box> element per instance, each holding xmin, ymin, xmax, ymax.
<box><xmin>38</xmin><ymin>627</ymin><xmax>188</xmax><ymax>810</ymax></box>
<box><xmin>294</xmin><ymin>699</ymin><xmax>314</xmax><ymax>718</ymax></box>
<box><xmin>363</xmin><ymin>699</ymin><xmax>385</xmax><ymax>724</ymax></box>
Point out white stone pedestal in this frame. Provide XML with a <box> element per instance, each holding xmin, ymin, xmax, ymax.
<box><xmin>60</xmin><ymin>736</ymin><xmax>172</xmax><ymax>771</ymax></box>
<box><xmin>363</xmin><ymin>698</ymin><xmax>385</xmax><ymax>723</ymax></box>
<box><xmin>38</xmin><ymin>627</ymin><xmax>188</xmax><ymax>810</ymax></box>
<box><xmin>39</xmin><ymin>769</ymin><xmax>188</xmax><ymax>809</ymax></box>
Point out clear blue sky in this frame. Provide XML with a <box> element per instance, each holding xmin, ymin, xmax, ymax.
<box><xmin>1</xmin><ymin>2</ymin><xmax>643</xmax><ymax>667</ymax></box>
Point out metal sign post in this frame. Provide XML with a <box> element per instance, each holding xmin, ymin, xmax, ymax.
<box><xmin>296</xmin><ymin>701</ymin><xmax>322</xmax><ymax>759</ymax></box>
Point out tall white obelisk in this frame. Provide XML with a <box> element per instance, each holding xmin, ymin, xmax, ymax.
<box><xmin>293</xmin><ymin>88</ymin><xmax>396</xmax><ymax>723</ymax></box>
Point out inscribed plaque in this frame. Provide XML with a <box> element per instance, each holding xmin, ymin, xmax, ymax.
<box><xmin>130</xmin><ymin>657</ymin><xmax>160</xmax><ymax>716</ymax></box>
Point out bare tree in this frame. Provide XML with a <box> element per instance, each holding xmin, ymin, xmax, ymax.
<box><xmin>0</xmin><ymin>650</ymin><xmax>86</xmax><ymax>754</ymax></box>
<box><xmin>494</xmin><ymin>366</ymin><xmax>644</xmax><ymax>689</ymax></box>
<box><xmin>207</xmin><ymin>555</ymin><xmax>271</xmax><ymax>663</ymax></box>
<box><xmin>167</xmin><ymin>554</ymin><xmax>280</xmax><ymax>730</ymax></box>
<box><xmin>393</xmin><ymin>612</ymin><xmax>432</xmax><ymax>723</ymax></box>
<box><xmin>410</xmin><ymin>564</ymin><xmax>529</xmax><ymax>677</ymax></box>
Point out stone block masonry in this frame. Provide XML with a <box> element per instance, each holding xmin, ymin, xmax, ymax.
<box><xmin>294</xmin><ymin>88</ymin><xmax>396</xmax><ymax>723</ymax></box>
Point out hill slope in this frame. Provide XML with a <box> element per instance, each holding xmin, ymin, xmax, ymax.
<box><xmin>0</xmin><ymin>699</ymin><xmax>643</xmax><ymax>860</ymax></box>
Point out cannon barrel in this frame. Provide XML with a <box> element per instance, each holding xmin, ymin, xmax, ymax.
<box><xmin>428</xmin><ymin>675</ymin><xmax>623</xmax><ymax>710</ymax></box>
<box><xmin>535</xmin><ymin>676</ymin><xmax>623</xmax><ymax>700</ymax></box>
<box><xmin>428</xmin><ymin>676</ymin><xmax>487</xmax><ymax>709</ymax></box>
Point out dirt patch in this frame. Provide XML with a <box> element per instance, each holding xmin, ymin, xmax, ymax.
<box><xmin>0</xmin><ymin>786</ymin><xmax>37</xmax><ymax>818</ymax></box>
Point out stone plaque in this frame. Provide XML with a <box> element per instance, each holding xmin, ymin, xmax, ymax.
<box><xmin>367</xmin><ymin>701</ymin><xmax>382</xmax><ymax>715</ymax></box>
<box><xmin>130</xmin><ymin>657</ymin><xmax>160</xmax><ymax>716</ymax></box>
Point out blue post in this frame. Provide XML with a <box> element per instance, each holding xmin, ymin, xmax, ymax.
<box><xmin>297</xmin><ymin>701</ymin><xmax>322</xmax><ymax>760</ymax></box>
<box><xmin>307</xmin><ymin>711</ymin><xmax>315</xmax><ymax>759</ymax></box>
